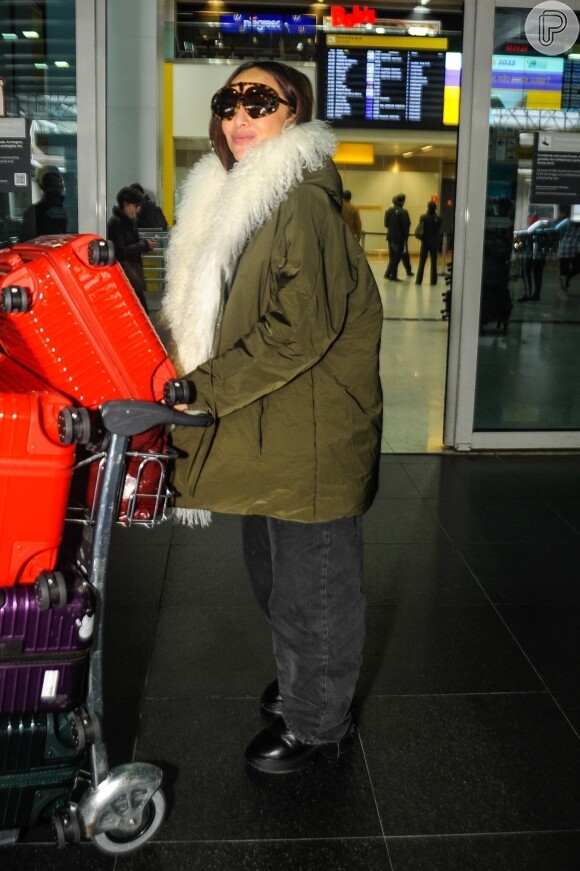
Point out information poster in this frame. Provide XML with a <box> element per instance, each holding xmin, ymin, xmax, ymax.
<box><xmin>531</xmin><ymin>131</ymin><xmax>580</xmax><ymax>203</ymax></box>
<box><xmin>0</xmin><ymin>118</ymin><xmax>30</xmax><ymax>194</ymax></box>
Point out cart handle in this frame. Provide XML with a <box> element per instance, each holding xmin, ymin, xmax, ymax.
<box><xmin>100</xmin><ymin>400</ymin><xmax>213</xmax><ymax>437</ymax></box>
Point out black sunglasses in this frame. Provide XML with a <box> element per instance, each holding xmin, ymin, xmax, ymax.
<box><xmin>211</xmin><ymin>82</ymin><xmax>292</xmax><ymax>120</ymax></box>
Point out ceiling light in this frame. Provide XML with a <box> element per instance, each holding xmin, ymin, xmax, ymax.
<box><xmin>55</xmin><ymin>61</ymin><xmax>69</xmax><ymax>68</ymax></box>
<box><xmin>403</xmin><ymin>151</ymin><xmax>414</xmax><ymax>158</ymax></box>
<box><xmin>2</xmin><ymin>33</ymin><xmax>18</xmax><ymax>40</ymax></box>
<box><xmin>421</xmin><ymin>145</ymin><xmax>433</xmax><ymax>151</ymax></box>
<box><xmin>23</xmin><ymin>30</ymin><xmax>39</xmax><ymax>38</ymax></box>
<box><xmin>34</xmin><ymin>62</ymin><xmax>49</xmax><ymax>69</ymax></box>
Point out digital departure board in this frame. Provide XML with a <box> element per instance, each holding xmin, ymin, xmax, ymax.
<box><xmin>318</xmin><ymin>35</ymin><xmax>461</xmax><ymax>130</ymax></box>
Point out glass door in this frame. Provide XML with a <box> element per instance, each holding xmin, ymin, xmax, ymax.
<box><xmin>446</xmin><ymin>0</ymin><xmax>580</xmax><ymax>450</ymax></box>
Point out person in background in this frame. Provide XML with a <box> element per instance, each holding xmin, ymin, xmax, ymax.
<box><xmin>415</xmin><ymin>201</ymin><xmax>442</xmax><ymax>286</ymax></box>
<box><xmin>107</xmin><ymin>185</ymin><xmax>159</xmax><ymax>313</ymax></box>
<box><xmin>163</xmin><ymin>61</ymin><xmax>382</xmax><ymax>775</ymax></box>
<box><xmin>514</xmin><ymin>218</ymin><xmax>556</xmax><ymax>303</ymax></box>
<box><xmin>555</xmin><ymin>208</ymin><xmax>580</xmax><ymax>296</ymax></box>
<box><xmin>396</xmin><ymin>193</ymin><xmax>414</xmax><ymax>277</ymax></box>
<box><xmin>130</xmin><ymin>182</ymin><xmax>169</xmax><ymax>231</ymax></box>
<box><xmin>19</xmin><ymin>166</ymin><xmax>67</xmax><ymax>241</ymax></box>
<box><xmin>384</xmin><ymin>194</ymin><xmax>406</xmax><ymax>280</ymax></box>
<box><xmin>341</xmin><ymin>189</ymin><xmax>362</xmax><ymax>243</ymax></box>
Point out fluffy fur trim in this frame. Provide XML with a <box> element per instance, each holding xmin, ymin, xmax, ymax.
<box><xmin>172</xmin><ymin>507</ymin><xmax>212</xmax><ymax>528</ymax></box>
<box><xmin>162</xmin><ymin>120</ymin><xmax>336</xmax><ymax>375</ymax></box>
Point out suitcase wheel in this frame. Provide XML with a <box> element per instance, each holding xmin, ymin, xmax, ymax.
<box><xmin>34</xmin><ymin>570</ymin><xmax>67</xmax><ymax>610</ymax></box>
<box><xmin>1</xmin><ymin>286</ymin><xmax>30</xmax><ymax>313</ymax></box>
<box><xmin>163</xmin><ymin>378</ymin><xmax>195</xmax><ymax>406</ymax></box>
<box><xmin>71</xmin><ymin>707</ymin><xmax>103</xmax><ymax>750</ymax></box>
<box><xmin>52</xmin><ymin>805</ymin><xmax>82</xmax><ymax>848</ymax></box>
<box><xmin>88</xmin><ymin>238</ymin><xmax>116</xmax><ymax>267</ymax></box>
<box><xmin>58</xmin><ymin>406</ymin><xmax>92</xmax><ymax>445</ymax></box>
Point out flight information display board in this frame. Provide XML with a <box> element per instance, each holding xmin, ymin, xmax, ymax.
<box><xmin>319</xmin><ymin>35</ymin><xmax>460</xmax><ymax>130</ymax></box>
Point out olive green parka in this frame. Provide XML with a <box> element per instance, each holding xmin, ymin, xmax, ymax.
<box><xmin>163</xmin><ymin>121</ymin><xmax>382</xmax><ymax>523</ymax></box>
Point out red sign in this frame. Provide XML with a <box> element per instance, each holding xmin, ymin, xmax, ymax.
<box><xmin>330</xmin><ymin>5</ymin><xmax>377</xmax><ymax>28</ymax></box>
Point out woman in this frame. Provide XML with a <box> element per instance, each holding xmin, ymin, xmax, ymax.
<box><xmin>163</xmin><ymin>61</ymin><xmax>383</xmax><ymax>774</ymax></box>
<box><xmin>415</xmin><ymin>200</ymin><xmax>441</xmax><ymax>286</ymax></box>
<box><xmin>106</xmin><ymin>186</ymin><xmax>159</xmax><ymax>312</ymax></box>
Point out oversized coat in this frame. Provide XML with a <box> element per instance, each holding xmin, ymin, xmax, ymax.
<box><xmin>162</xmin><ymin>121</ymin><xmax>383</xmax><ymax>523</ymax></box>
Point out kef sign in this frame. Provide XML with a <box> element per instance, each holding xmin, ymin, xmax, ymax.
<box><xmin>331</xmin><ymin>5</ymin><xmax>377</xmax><ymax>28</ymax></box>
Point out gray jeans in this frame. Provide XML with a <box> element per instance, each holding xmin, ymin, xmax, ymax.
<box><xmin>241</xmin><ymin>515</ymin><xmax>366</xmax><ymax>744</ymax></box>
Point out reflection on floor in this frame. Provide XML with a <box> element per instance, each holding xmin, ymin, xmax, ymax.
<box><xmin>368</xmin><ymin>256</ymin><xmax>449</xmax><ymax>453</ymax></box>
<box><xmin>7</xmin><ymin>453</ymin><xmax>580</xmax><ymax>870</ymax></box>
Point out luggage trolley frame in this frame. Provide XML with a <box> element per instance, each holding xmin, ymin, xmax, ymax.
<box><xmin>1</xmin><ymin>398</ymin><xmax>212</xmax><ymax>855</ymax></box>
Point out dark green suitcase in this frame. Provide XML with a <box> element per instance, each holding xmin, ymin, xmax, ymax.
<box><xmin>0</xmin><ymin>711</ymin><xmax>85</xmax><ymax>833</ymax></box>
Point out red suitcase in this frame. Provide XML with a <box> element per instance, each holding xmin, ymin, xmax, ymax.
<box><xmin>0</xmin><ymin>234</ymin><xmax>176</xmax><ymax>410</ymax></box>
<box><xmin>0</xmin><ymin>356</ymin><xmax>76</xmax><ymax>587</ymax></box>
<box><xmin>0</xmin><ymin>574</ymin><xmax>94</xmax><ymax>713</ymax></box>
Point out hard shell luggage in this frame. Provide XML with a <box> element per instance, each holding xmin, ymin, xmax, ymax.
<box><xmin>0</xmin><ymin>712</ymin><xmax>85</xmax><ymax>833</ymax></box>
<box><xmin>0</xmin><ymin>355</ymin><xmax>76</xmax><ymax>587</ymax></box>
<box><xmin>0</xmin><ymin>576</ymin><xmax>94</xmax><ymax>714</ymax></box>
<box><xmin>0</xmin><ymin>234</ymin><xmax>176</xmax><ymax>410</ymax></box>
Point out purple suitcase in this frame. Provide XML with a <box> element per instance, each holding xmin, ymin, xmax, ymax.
<box><xmin>0</xmin><ymin>575</ymin><xmax>94</xmax><ymax>714</ymax></box>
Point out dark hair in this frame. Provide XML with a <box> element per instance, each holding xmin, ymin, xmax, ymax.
<box><xmin>130</xmin><ymin>182</ymin><xmax>145</xmax><ymax>195</ymax></box>
<box><xmin>40</xmin><ymin>171</ymin><xmax>64</xmax><ymax>193</ymax></box>
<box><xmin>343</xmin><ymin>190</ymin><xmax>352</xmax><ymax>201</ymax></box>
<box><xmin>116</xmin><ymin>186</ymin><xmax>144</xmax><ymax>207</ymax></box>
<box><xmin>427</xmin><ymin>201</ymin><xmax>437</xmax><ymax>213</ymax></box>
<box><xmin>210</xmin><ymin>61</ymin><xmax>314</xmax><ymax>171</ymax></box>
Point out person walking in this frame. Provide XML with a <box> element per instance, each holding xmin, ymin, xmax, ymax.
<box><xmin>396</xmin><ymin>193</ymin><xmax>414</xmax><ymax>276</ymax></box>
<box><xmin>384</xmin><ymin>194</ymin><xmax>408</xmax><ymax>280</ymax></box>
<box><xmin>341</xmin><ymin>189</ymin><xmax>362</xmax><ymax>243</ymax></box>
<box><xmin>163</xmin><ymin>61</ymin><xmax>383</xmax><ymax>774</ymax></box>
<box><xmin>415</xmin><ymin>201</ymin><xmax>442</xmax><ymax>286</ymax></box>
<box><xmin>106</xmin><ymin>185</ymin><xmax>159</xmax><ymax>313</ymax></box>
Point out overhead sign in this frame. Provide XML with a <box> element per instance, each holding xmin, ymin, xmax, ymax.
<box><xmin>0</xmin><ymin>118</ymin><xmax>30</xmax><ymax>194</ymax></box>
<box><xmin>219</xmin><ymin>14</ymin><xmax>316</xmax><ymax>35</ymax></box>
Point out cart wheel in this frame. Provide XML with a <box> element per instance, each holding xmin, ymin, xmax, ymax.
<box><xmin>52</xmin><ymin>805</ymin><xmax>82</xmax><ymax>848</ymax></box>
<box><xmin>93</xmin><ymin>789</ymin><xmax>166</xmax><ymax>856</ymax></box>
<box><xmin>58</xmin><ymin>406</ymin><xmax>92</xmax><ymax>445</ymax></box>
<box><xmin>88</xmin><ymin>238</ymin><xmax>115</xmax><ymax>266</ymax></box>
<box><xmin>1</xmin><ymin>286</ymin><xmax>30</xmax><ymax>313</ymax></box>
<box><xmin>71</xmin><ymin>708</ymin><xmax>102</xmax><ymax>750</ymax></box>
<box><xmin>34</xmin><ymin>571</ymin><xmax>67</xmax><ymax>610</ymax></box>
<box><xmin>163</xmin><ymin>378</ymin><xmax>195</xmax><ymax>406</ymax></box>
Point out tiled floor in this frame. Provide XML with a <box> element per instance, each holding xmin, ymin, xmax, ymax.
<box><xmin>4</xmin><ymin>452</ymin><xmax>580</xmax><ymax>870</ymax></box>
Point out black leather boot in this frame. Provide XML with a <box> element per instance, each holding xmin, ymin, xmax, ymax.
<box><xmin>245</xmin><ymin>717</ymin><xmax>355</xmax><ymax>774</ymax></box>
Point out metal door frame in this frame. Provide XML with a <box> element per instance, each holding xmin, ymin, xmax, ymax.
<box><xmin>445</xmin><ymin>0</ymin><xmax>580</xmax><ymax>450</ymax></box>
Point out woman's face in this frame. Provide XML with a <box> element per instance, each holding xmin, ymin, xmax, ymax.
<box><xmin>221</xmin><ymin>68</ymin><xmax>292</xmax><ymax>163</ymax></box>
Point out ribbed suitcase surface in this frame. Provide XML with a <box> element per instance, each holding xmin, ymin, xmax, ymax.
<box><xmin>0</xmin><ymin>578</ymin><xmax>94</xmax><ymax>713</ymax></box>
<box><xmin>0</xmin><ymin>355</ymin><xmax>76</xmax><ymax>586</ymax></box>
<box><xmin>0</xmin><ymin>234</ymin><xmax>176</xmax><ymax>409</ymax></box>
<box><xmin>0</xmin><ymin>712</ymin><xmax>84</xmax><ymax>830</ymax></box>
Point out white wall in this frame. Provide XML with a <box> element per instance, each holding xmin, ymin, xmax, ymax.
<box><xmin>106</xmin><ymin>0</ymin><xmax>159</xmax><ymax>208</ymax></box>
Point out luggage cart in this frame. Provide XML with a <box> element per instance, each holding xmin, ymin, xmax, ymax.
<box><xmin>1</xmin><ymin>397</ymin><xmax>212</xmax><ymax>855</ymax></box>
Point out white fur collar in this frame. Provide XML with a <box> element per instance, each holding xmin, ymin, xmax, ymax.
<box><xmin>163</xmin><ymin>120</ymin><xmax>335</xmax><ymax>375</ymax></box>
